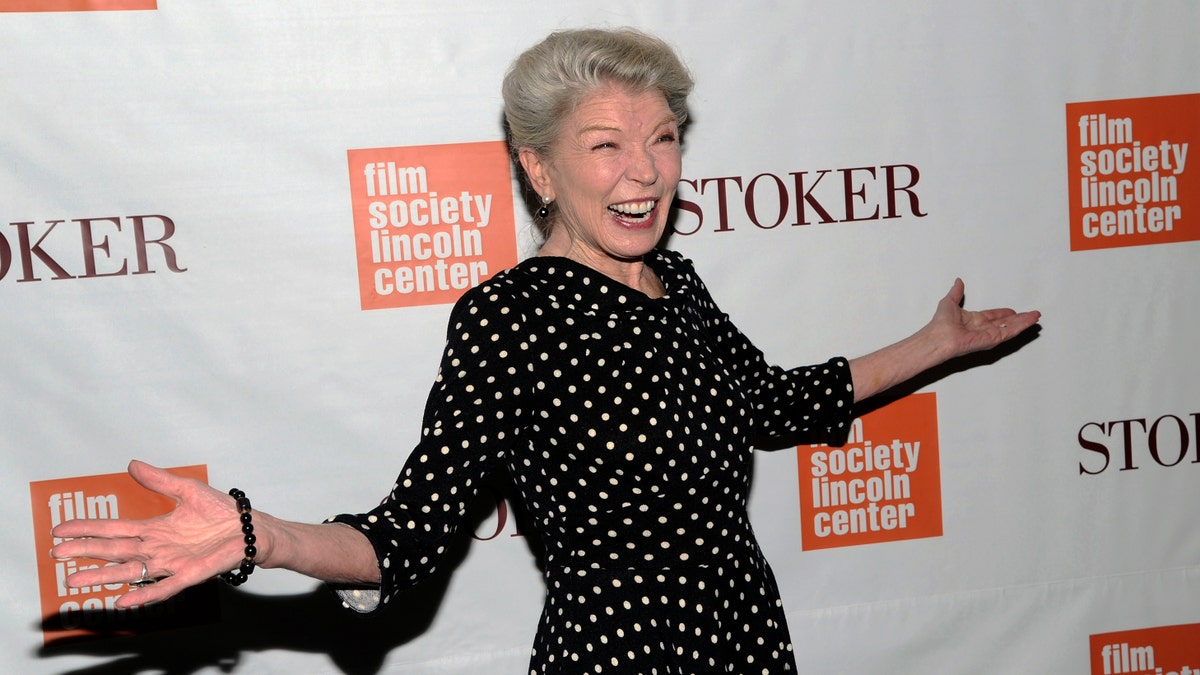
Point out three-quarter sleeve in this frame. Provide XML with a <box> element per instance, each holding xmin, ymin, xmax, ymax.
<box><xmin>682</xmin><ymin>260</ymin><xmax>855</xmax><ymax>446</ymax></box>
<box><xmin>327</xmin><ymin>282</ymin><xmax>531</xmax><ymax>614</ymax></box>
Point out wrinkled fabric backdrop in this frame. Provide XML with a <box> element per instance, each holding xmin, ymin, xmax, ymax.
<box><xmin>3</xmin><ymin>1</ymin><xmax>1198</xmax><ymax>673</ymax></box>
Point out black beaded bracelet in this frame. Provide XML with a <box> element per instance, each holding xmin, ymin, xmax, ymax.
<box><xmin>218</xmin><ymin>488</ymin><xmax>258</xmax><ymax>587</ymax></box>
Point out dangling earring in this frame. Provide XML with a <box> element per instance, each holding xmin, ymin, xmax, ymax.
<box><xmin>537</xmin><ymin>195</ymin><xmax>551</xmax><ymax>219</ymax></box>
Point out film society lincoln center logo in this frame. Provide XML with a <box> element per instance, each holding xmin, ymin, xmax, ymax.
<box><xmin>29</xmin><ymin>466</ymin><xmax>219</xmax><ymax>645</ymax></box>
<box><xmin>1066</xmin><ymin>92</ymin><xmax>1197</xmax><ymax>251</ymax></box>
<box><xmin>797</xmin><ymin>392</ymin><xmax>942</xmax><ymax>550</ymax></box>
<box><xmin>1089</xmin><ymin>622</ymin><xmax>1200</xmax><ymax>675</ymax></box>
<box><xmin>0</xmin><ymin>0</ymin><xmax>156</xmax><ymax>11</ymax></box>
<box><xmin>348</xmin><ymin>141</ymin><xmax>518</xmax><ymax>310</ymax></box>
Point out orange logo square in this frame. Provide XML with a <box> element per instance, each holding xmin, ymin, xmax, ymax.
<box><xmin>1066</xmin><ymin>92</ymin><xmax>1198</xmax><ymax>251</ymax></box>
<box><xmin>29</xmin><ymin>466</ymin><xmax>219</xmax><ymax>646</ymax></box>
<box><xmin>798</xmin><ymin>392</ymin><xmax>943</xmax><ymax>550</ymax></box>
<box><xmin>1089</xmin><ymin>622</ymin><xmax>1200</xmax><ymax>674</ymax></box>
<box><xmin>0</xmin><ymin>0</ymin><xmax>155</xmax><ymax>11</ymax></box>
<box><xmin>347</xmin><ymin>141</ymin><xmax>519</xmax><ymax>310</ymax></box>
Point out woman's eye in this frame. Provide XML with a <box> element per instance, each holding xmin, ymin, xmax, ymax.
<box><xmin>592</xmin><ymin>141</ymin><xmax>616</xmax><ymax>150</ymax></box>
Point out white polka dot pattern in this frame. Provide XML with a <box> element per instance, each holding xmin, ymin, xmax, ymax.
<box><xmin>330</xmin><ymin>249</ymin><xmax>853</xmax><ymax>673</ymax></box>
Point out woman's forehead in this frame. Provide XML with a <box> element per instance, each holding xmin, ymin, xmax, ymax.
<box><xmin>565</xmin><ymin>86</ymin><xmax>674</xmax><ymax>129</ymax></box>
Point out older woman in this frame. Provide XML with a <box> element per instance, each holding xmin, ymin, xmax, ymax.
<box><xmin>51</xmin><ymin>28</ymin><xmax>1039</xmax><ymax>674</ymax></box>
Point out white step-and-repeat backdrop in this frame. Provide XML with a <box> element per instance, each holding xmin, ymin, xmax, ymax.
<box><xmin>4</xmin><ymin>1</ymin><xmax>1198</xmax><ymax>673</ymax></box>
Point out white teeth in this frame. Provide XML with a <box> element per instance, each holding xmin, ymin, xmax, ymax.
<box><xmin>609</xmin><ymin>200</ymin><xmax>657</xmax><ymax>217</ymax></box>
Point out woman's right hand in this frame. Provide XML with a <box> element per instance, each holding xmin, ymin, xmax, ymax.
<box><xmin>50</xmin><ymin>460</ymin><xmax>257</xmax><ymax>609</ymax></box>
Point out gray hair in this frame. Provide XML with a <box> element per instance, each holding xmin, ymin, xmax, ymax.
<box><xmin>502</xmin><ymin>27</ymin><xmax>694</xmax><ymax>160</ymax></box>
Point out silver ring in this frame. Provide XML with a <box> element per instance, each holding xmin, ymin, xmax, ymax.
<box><xmin>129</xmin><ymin>561</ymin><xmax>156</xmax><ymax>588</ymax></box>
<box><xmin>999</xmin><ymin>323</ymin><xmax>1008</xmax><ymax>329</ymax></box>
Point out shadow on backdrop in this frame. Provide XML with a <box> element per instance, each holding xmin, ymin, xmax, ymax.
<box><xmin>37</xmin><ymin>473</ymin><xmax>543</xmax><ymax>675</ymax></box>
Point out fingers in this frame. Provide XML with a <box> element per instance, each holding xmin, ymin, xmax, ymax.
<box><xmin>980</xmin><ymin>310</ymin><xmax>1040</xmax><ymax>351</ymax></box>
<box><xmin>61</xmin><ymin>559</ymin><xmax>192</xmax><ymax>610</ymax></box>
<box><xmin>114</xmin><ymin>574</ymin><xmax>192</xmax><ymax>609</ymax></box>
<box><xmin>113</xmin><ymin>556</ymin><xmax>232</xmax><ymax>609</ymax></box>
<box><xmin>950</xmin><ymin>277</ymin><xmax>964</xmax><ymax>294</ymax></box>
<box><xmin>1001</xmin><ymin>309</ymin><xmax>1042</xmax><ymax>333</ymax></box>
<box><xmin>52</xmin><ymin>461</ymin><xmax>188</xmax><ymax>541</ymax></box>
<box><xmin>52</xmin><ymin>514</ymin><xmax>145</xmax><ymax>541</ymax></box>
<box><xmin>59</xmin><ymin>559</ymin><xmax>147</xmax><ymax>589</ymax></box>
<box><xmin>977</xmin><ymin>307</ymin><xmax>1017</xmax><ymax>322</ymax></box>
<box><xmin>127</xmin><ymin>459</ymin><xmax>190</xmax><ymax>502</ymax></box>
<box><xmin>51</xmin><ymin>533</ymin><xmax>144</xmax><ymax>564</ymax></box>
<box><xmin>945</xmin><ymin>278</ymin><xmax>965</xmax><ymax>306</ymax></box>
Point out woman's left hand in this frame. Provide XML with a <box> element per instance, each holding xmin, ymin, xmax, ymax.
<box><xmin>849</xmin><ymin>278</ymin><xmax>1040</xmax><ymax>403</ymax></box>
<box><xmin>926</xmin><ymin>278</ymin><xmax>1041</xmax><ymax>361</ymax></box>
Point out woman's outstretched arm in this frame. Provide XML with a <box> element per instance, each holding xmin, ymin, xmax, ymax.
<box><xmin>50</xmin><ymin>459</ymin><xmax>379</xmax><ymax>609</ymax></box>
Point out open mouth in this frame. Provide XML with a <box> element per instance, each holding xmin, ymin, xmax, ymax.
<box><xmin>608</xmin><ymin>199</ymin><xmax>658</xmax><ymax>224</ymax></box>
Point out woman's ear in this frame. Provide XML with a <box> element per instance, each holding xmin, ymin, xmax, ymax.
<box><xmin>518</xmin><ymin>147</ymin><xmax>553</xmax><ymax>200</ymax></box>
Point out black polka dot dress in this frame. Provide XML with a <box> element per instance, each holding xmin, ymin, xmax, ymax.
<box><xmin>331</xmin><ymin>249</ymin><xmax>854</xmax><ymax>674</ymax></box>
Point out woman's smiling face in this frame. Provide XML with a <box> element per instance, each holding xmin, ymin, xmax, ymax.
<box><xmin>522</xmin><ymin>82</ymin><xmax>682</xmax><ymax>274</ymax></box>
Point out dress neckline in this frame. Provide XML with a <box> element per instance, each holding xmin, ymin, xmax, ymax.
<box><xmin>530</xmin><ymin>250</ymin><xmax>672</xmax><ymax>303</ymax></box>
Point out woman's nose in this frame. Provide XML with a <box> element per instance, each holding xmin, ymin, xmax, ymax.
<box><xmin>625</xmin><ymin>146</ymin><xmax>659</xmax><ymax>185</ymax></box>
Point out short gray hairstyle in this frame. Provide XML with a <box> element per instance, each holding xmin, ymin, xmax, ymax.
<box><xmin>502</xmin><ymin>27</ymin><xmax>694</xmax><ymax>159</ymax></box>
